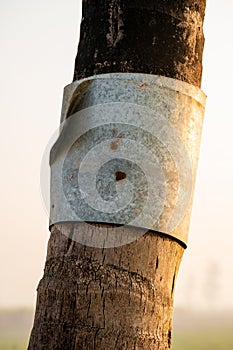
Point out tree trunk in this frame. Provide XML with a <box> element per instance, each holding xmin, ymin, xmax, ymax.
<box><xmin>28</xmin><ymin>1</ymin><xmax>206</xmax><ymax>349</ymax></box>
<box><xmin>74</xmin><ymin>0</ymin><xmax>206</xmax><ymax>87</ymax></box>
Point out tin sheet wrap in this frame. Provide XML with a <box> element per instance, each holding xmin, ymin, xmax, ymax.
<box><xmin>50</xmin><ymin>73</ymin><xmax>206</xmax><ymax>246</ymax></box>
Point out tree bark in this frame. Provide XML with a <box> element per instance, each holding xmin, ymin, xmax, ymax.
<box><xmin>74</xmin><ymin>0</ymin><xmax>206</xmax><ymax>87</ymax></box>
<box><xmin>28</xmin><ymin>1</ymin><xmax>206</xmax><ymax>349</ymax></box>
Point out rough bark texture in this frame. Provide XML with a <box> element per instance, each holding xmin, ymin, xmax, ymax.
<box><xmin>28</xmin><ymin>1</ymin><xmax>206</xmax><ymax>349</ymax></box>
<box><xmin>29</xmin><ymin>225</ymin><xmax>183</xmax><ymax>349</ymax></box>
<box><xmin>74</xmin><ymin>0</ymin><xmax>206</xmax><ymax>86</ymax></box>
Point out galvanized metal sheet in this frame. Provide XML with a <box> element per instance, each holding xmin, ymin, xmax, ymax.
<box><xmin>50</xmin><ymin>73</ymin><xmax>206</xmax><ymax>247</ymax></box>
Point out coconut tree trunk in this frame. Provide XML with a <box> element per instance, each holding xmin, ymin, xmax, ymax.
<box><xmin>28</xmin><ymin>1</ymin><xmax>206</xmax><ymax>349</ymax></box>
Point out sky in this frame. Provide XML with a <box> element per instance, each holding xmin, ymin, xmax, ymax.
<box><xmin>0</xmin><ymin>0</ymin><xmax>232</xmax><ymax>312</ymax></box>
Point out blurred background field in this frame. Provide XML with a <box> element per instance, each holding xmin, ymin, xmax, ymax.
<box><xmin>0</xmin><ymin>308</ymin><xmax>233</xmax><ymax>350</ymax></box>
<box><xmin>0</xmin><ymin>309</ymin><xmax>32</xmax><ymax>350</ymax></box>
<box><xmin>173</xmin><ymin>309</ymin><xmax>233</xmax><ymax>350</ymax></box>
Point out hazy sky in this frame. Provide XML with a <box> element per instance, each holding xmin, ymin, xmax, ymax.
<box><xmin>0</xmin><ymin>0</ymin><xmax>233</xmax><ymax>311</ymax></box>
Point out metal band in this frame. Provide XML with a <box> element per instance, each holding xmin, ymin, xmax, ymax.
<box><xmin>50</xmin><ymin>73</ymin><xmax>206</xmax><ymax>246</ymax></box>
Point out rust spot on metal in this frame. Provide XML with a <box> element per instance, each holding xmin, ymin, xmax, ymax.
<box><xmin>110</xmin><ymin>140</ymin><xmax>119</xmax><ymax>150</ymax></box>
<box><xmin>110</xmin><ymin>133</ymin><xmax>125</xmax><ymax>150</ymax></box>
<box><xmin>139</xmin><ymin>82</ymin><xmax>149</xmax><ymax>88</ymax></box>
<box><xmin>115</xmin><ymin>171</ymin><xmax>127</xmax><ymax>181</ymax></box>
<box><xmin>112</xmin><ymin>128</ymin><xmax>118</xmax><ymax>137</ymax></box>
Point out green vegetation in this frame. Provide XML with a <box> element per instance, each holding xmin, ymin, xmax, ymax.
<box><xmin>173</xmin><ymin>328</ymin><xmax>233</xmax><ymax>350</ymax></box>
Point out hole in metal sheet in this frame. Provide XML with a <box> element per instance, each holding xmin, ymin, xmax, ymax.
<box><xmin>115</xmin><ymin>171</ymin><xmax>127</xmax><ymax>181</ymax></box>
